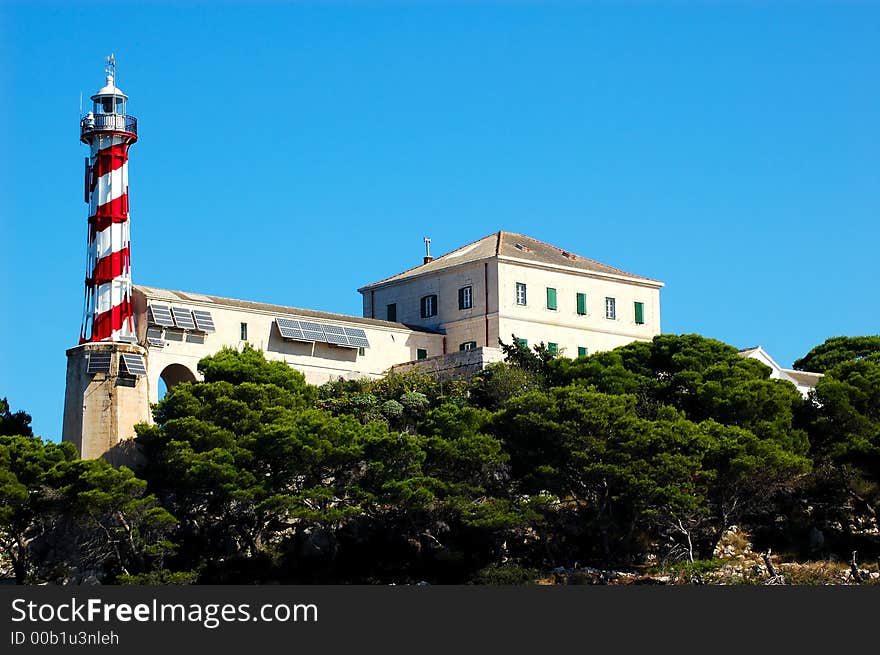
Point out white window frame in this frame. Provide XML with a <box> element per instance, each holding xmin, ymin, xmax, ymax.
<box><xmin>421</xmin><ymin>294</ymin><xmax>437</xmax><ymax>318</ymax></box>
<box><xmin>605</xmin><ymin>297</ymin><xmax>616</xmax><ymax>320</ymax></box>
<box><xmin>515</xmin><ymin>282</ymin><xmax>527</xmax><ymax>306</ymax></box>
<box><xmin>460</xmin><ymin>286</ymin><xmax>473</xmax><ymax>310</ymax></box>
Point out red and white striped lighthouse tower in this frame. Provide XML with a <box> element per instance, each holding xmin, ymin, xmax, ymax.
<box><xmin>64</xmin><ymin>55</ymin><xmax>150</xmax><ymax>464</ymax></box>
<box><xmin>79</xmin><ymin>54</ymin><xmax>138</xmax><ymax>343</ymax></box>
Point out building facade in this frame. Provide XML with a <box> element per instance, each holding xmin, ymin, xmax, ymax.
<box><xmin>133</xmin><ymin>285</ymin><xmax>445</xmax><ymax>404</ymax></box>
<box><xmin>360</xmin><ymin>231</ymin><xmax>664</xmax><ymax>359</ymax></box>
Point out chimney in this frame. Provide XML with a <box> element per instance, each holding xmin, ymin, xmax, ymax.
<box><xmin>423</xmin><ymin>236</ymin><xmax>433</xmax><ymax>264</ymax></box>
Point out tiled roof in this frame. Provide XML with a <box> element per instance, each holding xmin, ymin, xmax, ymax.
<box><xmin>134</xmin><ymin>285</ymin><xmax>441</xmax><ymax>333</ymax></box>
<box><xmin>359</xmin><ymin>231</ymin><xmax>661</xmax><ymax>290</ymax></box>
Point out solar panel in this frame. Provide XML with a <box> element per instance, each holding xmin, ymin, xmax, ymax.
<box><xmin>149</xmin><ymin>304</ymin><xmax>175</xmax><ymax>327</ymax></box>
<box><xmin>275</xmin><ymin>318</ymin><xmax>307</xmax><ymax>341</ymax></box>
<box><xmin>322</xmin><ymin>324</ymin><xmax>351</xmax><ymax>346</ymax></box>
<box><xmin>87</xmin><ymin>352</ymin><xmax>112</xmax><ymax>374</ymax></box>
<box><xmin>120</xmin><ymin>353</ymin><xmax>147</xmax><ymax>376</ymax></box>
<box><xmin>344</xmin><ymin>327</ymin><xmax>370</xmax><ymax>348</ymax></box>
<box><xmin>118</xmin><ymin>335</ymin><xmax>139</xmax><ymax>344</ymax></box>
<box><xmin>146</xmin><ymin>327</ymin><xmax>165</xmax><ymax>348</ymax></box>
<box><xmin>192</xmin><ymin>309</ymin><xmax>216</xmax><ymax>332</ymax></box>
<box><xmin>298</xmin><ymin>320</ymin><xmax>326</xmax><ymax>342</ymax></box>
<box><xmin>171</xmin><ymin>306</ymin><xmax>196</xmax><ymax>330</ymax></box>
<box><xmin>274</xmin><ymin>318</ymin><xmax>369</xmax><ymax>348</ymax></box>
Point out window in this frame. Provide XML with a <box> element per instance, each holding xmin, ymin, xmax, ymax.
<box><xmin>358</xmin><ymin>347</ymin><xmax>365</xmax><ymax>356</ymax></box>
<box><xmin>459</xmin><ymin>341</ymin><xmax>477</xmax><ymax>351</ymax></box>
<box><xmin>420</xmin><ymin>294</ymin><xmax>437</xmax><ymax>318</ymax></box>
<box><xmin>515</xmin><ymin>283</ymin><xmax>527</xmax><ymax>306</ymax></box>
<box><xmin>459</xmin><ymin>286</ymin><xmax>473</xmax><ymax>310</ymax></box>
<box><xmin>386</xmin><ymin>303</ymin><xmax>397</xmax><ymax>322</ymax></box>
<box><xmin>576</xmin><ymin>292</ymin><xmax>587</xmax><ymax>316</ymax></box>
<box><xmin>516</xmin><ymin>338</ymin><xmax>528</xmax><ymax>348</ymax></box>
<box><xmin>548</xmin><ymin>342</ymin><xmax>558</xmax><ymax>354</ymax></box>
<box><xmin>417</xmin><ymin>348</ymin><xmax>428</xmax><ymax>360</ymax></box>
<box><xmin>634</xmin><ymin>301</ymin><xmax>645</xmax><ymax>325</ymax></box>
<box><xmin>605</xmin><ymin>297</ymin><xmax>616</xmax><ymax>320</ymax></box>
<box><xmin>240</xmin><ymin>322</ymin><xmax>248</xmax><ymax>340</ymax></box>
<box><xmin>578</xmin><ymin>346</ymin><xmax>588</xmax><ymax>358</ymax></box>
<box><xmin>546</xmin><ymin>287</ymin><xmax>557</xmax><ymax>311</ymax></box>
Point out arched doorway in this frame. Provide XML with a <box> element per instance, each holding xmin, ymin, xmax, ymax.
<box><xmin>158</xmin><ymin>363</ymin><xmax>198</xmax><ymax>400</ymax></box>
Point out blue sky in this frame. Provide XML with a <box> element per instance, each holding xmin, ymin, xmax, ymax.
<box><xmin>1</xmin><ymin>1</ymin><xmax>878</xmax><ymax>439</ymax></box>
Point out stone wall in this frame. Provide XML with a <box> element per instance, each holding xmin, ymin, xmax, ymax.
<box><xmin>390</xmin><ymin>346</ymin><xmax>505</xmax><ymax>379</ymax></box>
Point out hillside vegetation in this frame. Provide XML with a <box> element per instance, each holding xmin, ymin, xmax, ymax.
<box><xmin>1</xmin><ymin>334</ymin><xmax>878</xmax><ymax>585</ymax></box>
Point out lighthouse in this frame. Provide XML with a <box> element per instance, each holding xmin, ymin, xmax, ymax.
<box><xmin>62</xmin><ymin>56</ymin><xmax>150</xmax><ymax>464</ymax></box>
<box><xmin>80</xmin><ymin>54</ymin><xmax>138</xmax><ymax>343</ymax></box>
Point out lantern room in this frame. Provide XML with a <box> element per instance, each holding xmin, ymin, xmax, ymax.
<box><xmin>92</xmin><ymin>76</ymin><xmax>128</xmax><ymax>115</ymax></box>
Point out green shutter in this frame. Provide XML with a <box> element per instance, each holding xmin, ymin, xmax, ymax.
<box><xmin>546</xmin><ymin>287</ymin><xmax>557</xmax><ymax>310</ymax></box>
<box><xmin>634</xmin><ymin>302</ymin><xmax>644</xmax><ymax>325</ymax></box>
<box><xmin>578</xmin><ymin>346</ymin><xmax>588</xmax><ymax>358</ymax></box>
<box><xmin>516</xmin><ymin>338</ymin><xmax>528</xmax><ymax>349</ymax></box>
<box><xmin>548</xmin><ymin>342</ymin><xmax>558</xmax><ymax>354</ymax></box>
<box><xmin>576</xmin><ymin>293</ymin><xmax>586</xmax><ymax>315</ymax></box>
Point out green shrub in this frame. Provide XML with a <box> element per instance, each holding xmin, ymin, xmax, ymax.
<box><xmin>473</xmin><ymin>563</ymin><xmax>539</xmax><ymax>585</ymax></box>
<box><xmin>117</xmin><ymin>570</ymin><xmax>199</xmax><ymax>585</ymax></box>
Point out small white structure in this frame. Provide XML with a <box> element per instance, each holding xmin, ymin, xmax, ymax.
<box><xmin>738</xmin><ymin>346</ymin><xmax>823</xmax><ymax>398</ymax></box>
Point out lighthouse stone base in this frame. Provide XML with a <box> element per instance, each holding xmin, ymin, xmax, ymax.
<box><xmin>62</xmin><ymin>342</ymin><xmax>151</xmax><ymax>467</ymax></box>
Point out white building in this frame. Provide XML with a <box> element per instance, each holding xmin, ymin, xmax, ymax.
<box><xmin>360</xmin><ymin>231</ymin><xmax>664</xmax><ymax>360</ymax></box>
<box><xmin>738</xmin><ymin>346</ymin><xmax>823</xmax><ymax>398</ymax></box>
<box><xmin>132</xmin><ymin>285</ymin><xmax>445</xmax><ymax>403</ymax></box>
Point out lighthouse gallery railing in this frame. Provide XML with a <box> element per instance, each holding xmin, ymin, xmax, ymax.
<box><xmin>81</xmin><ymin>114</ymin><xmax>138</xmax><ymax>138</ymax></box>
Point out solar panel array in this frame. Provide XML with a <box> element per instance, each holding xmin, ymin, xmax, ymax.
<box><xmin>192</xmin><ymin>309</ymin><xmax>216</xmax><ymax>332</ymax></box>
<box><xmin>275</xmin><ymin>317</ymin><xmax>370</xmax><ymax>349</ymax></box>
<box><xmin>87</xmin><ymin>352</ymin><xmax>112</xmax><ymax>374</ymax></box>
<box><xmin>171</xmin><ymin>306</ymin><xmax>196</xmax><ymax>330</ymax></box>
<box><xmin>149</xmin><ymin>303</ymin><xmax>215</xmax><ymax>333</ymax></box>
<box><xmin>120</xmin><ymin>353</ymin><xmax>147</xmax><ymax>376</ymax></box>
<box><xmin>149</xmin><ymin>304</ymin><xmax>175</xmax><ymax>327</ymax></box>
<box><xmin>146</xmin><ymin>327</ymin><xmax>165</xmax><ymax>348</ymax></box>
<box><xmin>118</xmin><ymin>335</ymin><xmax>139</xmax><ymax>344</ymax></box>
